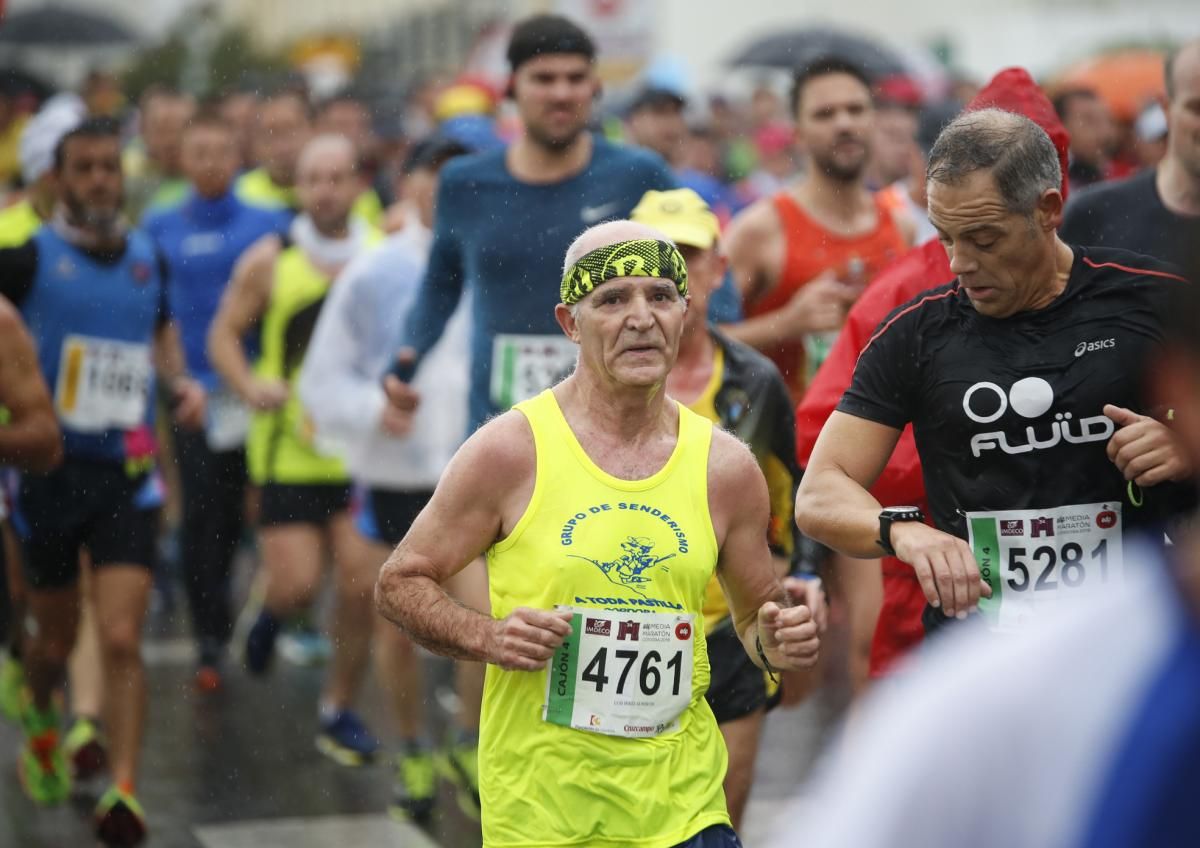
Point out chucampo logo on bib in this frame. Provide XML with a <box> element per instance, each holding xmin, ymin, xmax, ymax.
<box><xmin>962</xmin><ymin>378</ymin><xmax>1114</xmax><ymax>458</ymax></box>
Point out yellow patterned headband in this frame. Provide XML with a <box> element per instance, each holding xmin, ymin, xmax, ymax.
<box><xmin>560</xmin><ymin>239</ymin><xmax>689</xmax><ymax>305</ymax></box>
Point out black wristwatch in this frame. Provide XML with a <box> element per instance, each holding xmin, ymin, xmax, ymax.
<box><xmin>878</xmin><ymin>506</ymin><xmax>925</xmax><ymax>557</ymax></box>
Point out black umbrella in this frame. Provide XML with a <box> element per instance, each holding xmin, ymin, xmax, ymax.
<box><xmin>728</xmin><ymin>26</ymin><xmax>908</xmax><ymax>79</ymax></box>
<box><xmin>0</xmin><ymin>67</ymin><xmax>54</xmax><ymax>100</ymax></box>
<box><xmin>0</xmin><ymin>4</ymin><xmax>138</xmax><ymax>47</ymax></box>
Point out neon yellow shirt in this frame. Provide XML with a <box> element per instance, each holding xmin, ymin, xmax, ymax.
<box><xmin>482</xmin><ymin>389</ymin><xmax>729</xmax><ymax>847</ymax></box>
<box><xmin>245</xmin><ymin>242</ymin><xmax>377</xmax><ymax>485</ymax></box>
<box><xmin>235</xmin><ymin>167</ymin><xmax>383</xmax><ymax>227</ymax></box>
<box><xmin>0</xmin><ymin>199</ymin><xmax>42</xmax><ymax>248</ymax></box>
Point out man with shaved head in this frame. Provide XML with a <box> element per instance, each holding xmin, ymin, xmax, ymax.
<box><xmin>209</xmin><ymin>133</ymin><xmax>383</xmax><ymax>764</ymax></box>
<box><xmin>1062</xmin><ymin>39</ymin><xmax>1200</xmax><ymax>265</ymax></box>
<box><xmin>376</xmin><ymin>219</ymin><xmax>820</xmax><ymax>847</ymax></box>
<box><xmin>797</xmin><ymin>107</ymin><xmax>1194</xmax><ymax>638</ymax></box>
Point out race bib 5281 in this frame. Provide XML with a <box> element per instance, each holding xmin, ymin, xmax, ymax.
<box><xmin>969</xmin><ymin>502</ymin><xmax>1123</xmax><ymax>633</ymax></box>
<box><xmin>543</xmin><ymin>607</ymin><xmax>694</xmax><ymax>739</ymax></box>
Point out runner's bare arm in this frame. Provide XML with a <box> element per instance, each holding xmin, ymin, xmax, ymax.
<box><xmin>375</xmin><ymin>411</ymin><xmax>572</xmax><ymax>670</ymax></box>
<box><xmin>798</xmin><ymin>411</ymin><xmax>989</xmax><ymax>617</ymax></box>
<box><xmin>0</xmin><ymin>299</ymin><xmax>62</xmax><ymax>472</ymax></box>
<box><xmin>207</xmin><ymin>235</ymin><xmax>280</xmax><ymax>405</ymax></box>
<box><xmin>153</xmin><ymin>321</ymin><xmax>205</xmax><ymax>429</ymax></box>
<box><xmin>796</xmin><ymin>411</ymin><xmax>903</xmax><ymax>557</ymax></box>
<box><xmin>722</xmin><ymin>199</ymin><xmax>778</xmax><ymax>306</ymax></box>
<box><xmin>710</xmin><ymin>430</ymin><xmax>819</xmax><ymax>670</ymax></box>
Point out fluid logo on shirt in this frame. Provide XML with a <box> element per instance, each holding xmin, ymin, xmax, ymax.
<box><xmin>961</xmin><ymin>377</ymin><xmax>1114</xmax><ymax>458</ymax></box>
<box><xmin>570</xmin><ymin>536</ymin><xmax>675</xmax><ymax>597</ymax></box>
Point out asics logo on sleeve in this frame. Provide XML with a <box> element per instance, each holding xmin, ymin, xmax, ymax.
<box><xmin>963</xmin><ymin>377</ymin><xmax>1114</xmax><ymax>458</ymax></box>
<box><xmin>1075</xmin><ymin>338</ymin><xmax>1116</xmax><ymax>358</ymax></box>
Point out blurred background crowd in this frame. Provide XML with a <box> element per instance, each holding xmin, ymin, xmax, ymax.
<box><xmin>0</xmin><ymin>0</ymin><xmax>1185</xmax><ymax>229</ymax></box>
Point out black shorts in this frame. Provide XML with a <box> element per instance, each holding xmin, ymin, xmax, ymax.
<box><xmin>258</xmin><ymin>483</ymin><xmax>351</xmax><ymax>528</ymax></box>
<box><xmin>353</xmin><ymin>488</ymin><xmax>433</xmax><ymax>546</ymax></box>
<box><xmin>15</xmin><ymin>461</ymin><xmax>160</xmax><ymax>590</ymax></box>
<box><xmin>704</xmin><ymin>623</ymin><xmax>782</xmax><ymax>724</ymax></box>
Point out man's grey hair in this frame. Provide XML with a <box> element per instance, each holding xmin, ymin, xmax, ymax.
<box><xmin>926</xmin><ymin>108</ymin><xmax>1062</xmax><ymax>216</ymax></box>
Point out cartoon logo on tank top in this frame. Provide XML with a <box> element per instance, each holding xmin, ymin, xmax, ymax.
<box><xmin>560</xmin><ymin>501</ymin><xmax>693</xmax><ymax>609</ymax></box>
<box><xmin>569</xmin><ymin>536</ymin><xmax>675</xmax><ymax>596</ymax></box>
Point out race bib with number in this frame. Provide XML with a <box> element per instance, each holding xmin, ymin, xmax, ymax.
<box><xmin>969</xmin><ymin>502</ymin><xmax>1123</xmax><ymax>632</ymax></box>
<box><xmin>206</xmin><ymin>385</ymin><xmax>250</xmax><ymax>451</ymax></box>
<box><xmin>491</xmin><ymin>334</ymin><xmax>578</xmax><ymax>411</ymax></box>
<box><xmin>55</xmin><ymin>335</ymin><xmax>152</xmax><ymax>432</ymax></box>
<box><xmin>543</xmin><ymin>608</ymin><xmax>695</xmax><ymax>739</ymax></box>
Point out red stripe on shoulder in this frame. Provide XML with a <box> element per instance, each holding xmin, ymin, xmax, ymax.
<box><xmin>1082</xmin><ymin>257</ymin><xmax>1188</xmax><ymax>283</ymax></box>
<box><xmin>857</xmin><ymin>285</ymin><xmax>960</xmax><ymax>364</ymax></box>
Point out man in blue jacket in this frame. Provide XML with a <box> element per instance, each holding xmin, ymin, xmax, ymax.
<box><xmin>390</xmin><ymin>14</ymin><xmax>676</xmax><ymax>433</ymax></box>
<box><xmin>143</xmin><ymin>109</ymin><xmax>286</xmax><ymax>688</ymax></box>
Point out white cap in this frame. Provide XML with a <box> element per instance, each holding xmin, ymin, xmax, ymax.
<box><xmin>1135</xmin><ymin>101</ymin><xmax>1167</xmax><ymax>143</ymax></box>
<box><xmin>19</xmin><ymin>93</ymin><xmax>86</xmax><ymax>185</ymax></box>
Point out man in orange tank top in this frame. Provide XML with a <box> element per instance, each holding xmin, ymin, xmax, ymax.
<box><xmin>725</xmin><ymin>57</ymin><xmax>914</xmax><ymax>405</ymax></box>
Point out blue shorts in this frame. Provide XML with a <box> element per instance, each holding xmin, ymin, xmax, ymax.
<box><xmin>673</xmin><ymin>824</ymin><xmax>743</xmax><ymax>848</ymax></box>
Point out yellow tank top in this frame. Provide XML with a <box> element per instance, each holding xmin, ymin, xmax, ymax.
<box><xmin>481</xmin><ymin>389</ymin><xmax>729</xmax><ymax>848</ymax></box>
<box><xmin>246</xmin><ymin>244</ymin><xmax>350</xmax><ymax>485</ymax></box>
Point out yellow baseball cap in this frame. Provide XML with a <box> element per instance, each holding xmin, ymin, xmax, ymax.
<box><xmin>631</xmin><ymin>188</ymin><xmax>720</xmax><ymax>250</ymax></box>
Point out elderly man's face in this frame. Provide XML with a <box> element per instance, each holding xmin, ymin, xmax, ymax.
<box><xmin>565</xmin><ymin>276</ymin><xmax>688</xmax><ymax>389</ymax></box>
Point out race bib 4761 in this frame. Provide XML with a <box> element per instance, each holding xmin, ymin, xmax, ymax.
<box><xmin>543</xmin><ymin>607</ymin><xmax>694</xmax><ymax>739</ymax></box>
<box><xmin>969</xmin><ymin>502</ymin><xmax>1123</xmax><ymax>632</ymax></box>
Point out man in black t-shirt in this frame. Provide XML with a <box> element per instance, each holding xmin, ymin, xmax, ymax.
<box><xmin>796</xmin><ymin>108</ymin><xmax>1193</xmax><ymax>634</ymax></box>
<box><xmin>1060</xmin><ymin>40</ymin><xmax>1200</xmax><ymax>266</ymax></box>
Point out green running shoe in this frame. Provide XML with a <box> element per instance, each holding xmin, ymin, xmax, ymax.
<box><xmin>389</xmin><ymin>748</ymin><xmax>436</xmax><ymax>823</ymax></box>
<box><xmin>64</xmin><ymin>716</ymin><xmax>108</xmax><ymax>780</ymax></box>
<box><xmin>94</xmin><ymin>784</ymin><xmax>147</xmax><ymax>846</ymax></box>
<box><xmin>17</xmin><ymin>702</ymin><xmax>70</xmax><ymax>806</ymax></box>
<box><xmin>436</xmin><ymin>739</ymin><xmax>480</xmax><ymax>820</ymax></box>
<box><xmin>0</xmin><ymin>655</ymin><xmax>23</xmax><ymax>722</ymax></box>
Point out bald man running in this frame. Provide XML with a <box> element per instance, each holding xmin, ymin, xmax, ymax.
<box><xmin>377</xmin><ymin>220</ymin><xmax>820</xmax><ymax>847</ymax></box>
<box><xmin>209</xmin><ymin>134</ymin><xmax>383</xmax><ymax>764</ymax></box>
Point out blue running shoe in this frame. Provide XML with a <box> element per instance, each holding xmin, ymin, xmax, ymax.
<box><xmin>315</xmin><ymin>709</ymin><xmax>379</xmax><ymax>767</ymax></box>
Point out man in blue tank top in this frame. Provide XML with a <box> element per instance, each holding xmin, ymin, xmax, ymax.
<box><xmin>389</xmin><ymin>14</ymin><xmax>676</xmax><ymax>434</ymax></box>
<box><xmin>143</xmin><ymin>109</ymin><xmax>286</xmax><ymax>689</ymax></box>
<box><xmin>0</xmin><ymin>117</ymin><xmax>203</xmax><ymax>847</ymax></box>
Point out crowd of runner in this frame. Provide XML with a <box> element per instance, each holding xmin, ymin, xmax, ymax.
<box><xmin>0</xmin><ymin>11</ymin><xmax>1198</xmax><ymax>848</ymax></box>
